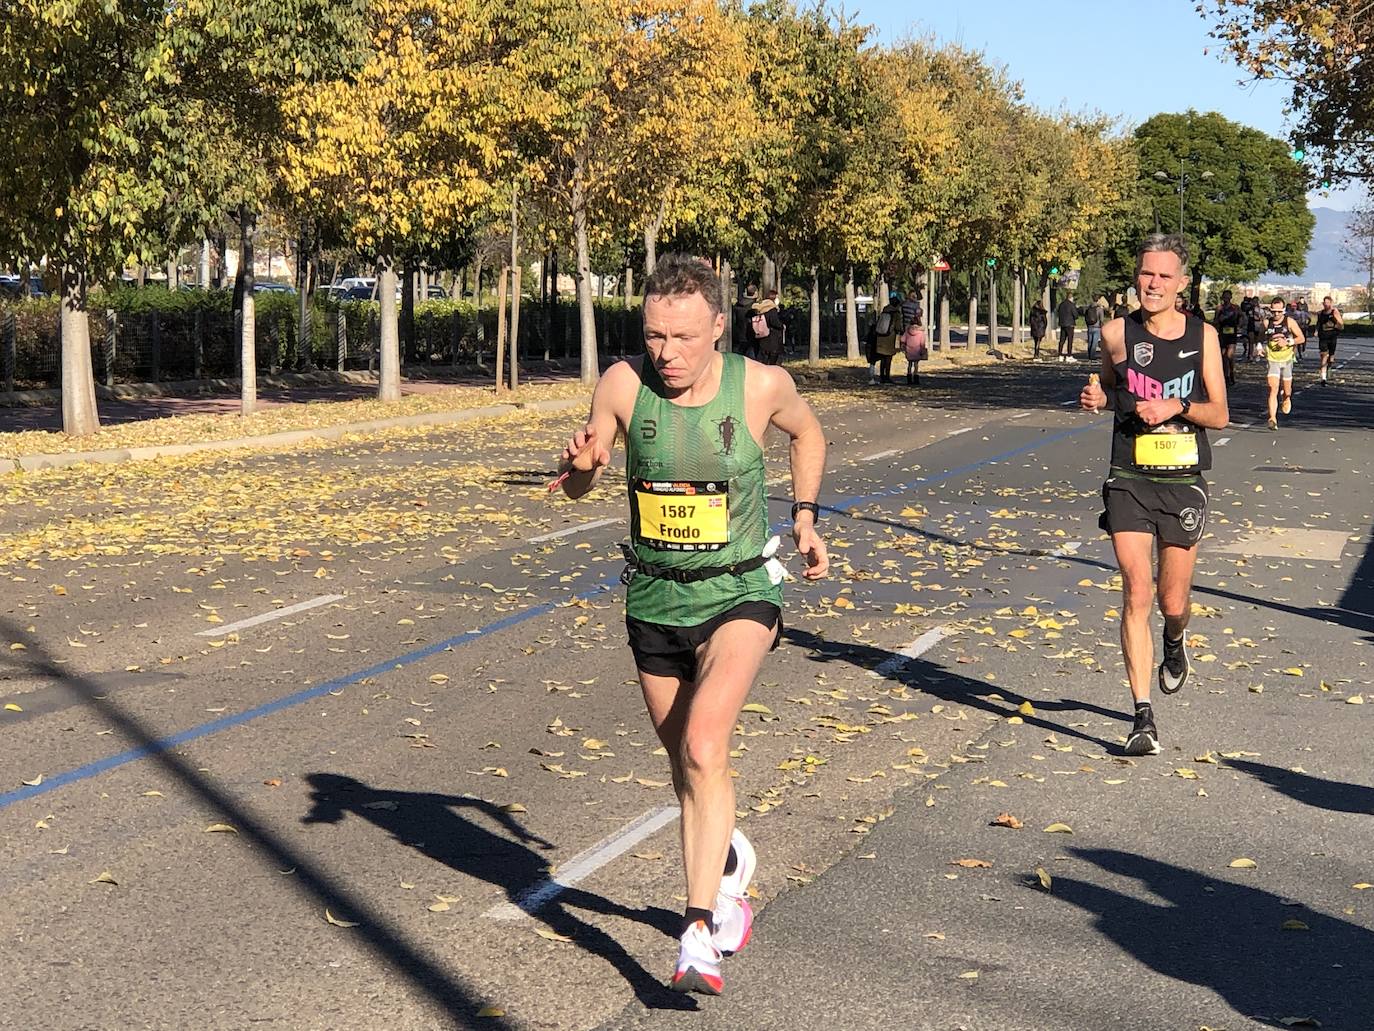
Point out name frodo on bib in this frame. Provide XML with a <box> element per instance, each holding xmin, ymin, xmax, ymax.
<box><xmin>634</xmin><ymin>479</ymin><xmax>729</xmax><ymax>551</ymax></box>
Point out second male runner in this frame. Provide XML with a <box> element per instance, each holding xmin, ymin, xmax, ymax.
<box><xmin>1081</xmin><ymin>234</ymin><xmax>1229</xmax><ymax>756</ymax></box>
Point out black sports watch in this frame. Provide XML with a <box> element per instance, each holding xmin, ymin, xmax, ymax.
<box><xmin>1179</xmin><ymin>398</ymin><xmax>1192</xmax><ymax>416</ymax></box>
<box><xmin>791</xmin><ymin>501</ymin><xmax>821</xmax><ymax>521</ymax></box>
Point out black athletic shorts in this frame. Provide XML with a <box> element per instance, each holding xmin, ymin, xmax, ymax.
<box><xmin>626</xmin><ymin>600</ymin><xmax>782</xmax><ymax>682</ymax></box>
<box><xmin>1099</xmin><ymin>474</ymin><xmax>1208</xmax><ymax>547</ymax></box>
<box><xmin>1319</xmin><ymin>336</ymin><xmax>1338</xmax><ymax>355</ymax></box>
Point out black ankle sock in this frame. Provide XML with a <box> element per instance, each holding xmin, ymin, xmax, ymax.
<box><xmin>723</xmin><ymin>845</ymin><xmax>738</xmax><ymax>878</ymax></box>
<box><xmin>1135</xmin><ymin>700</ymin><xmax>1153</xmax><ymax>713</ymax></box>
<box><xmin>681</xmin><ymin>906</ymin><xmax>715</xmax><ymax>936</ymax></box>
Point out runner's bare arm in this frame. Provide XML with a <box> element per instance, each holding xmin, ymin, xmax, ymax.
<box><xmin>557</xmin><ymin>360</ymin><xmax>634</xmax><ymax>499</ymax></box>
<box><xmin>1080</xmin><ymin>317</ymin><xmax>1125</xmax><ymax>410</ymax></box>
<box><xmin>1287</xmin><ymin>316</ymin><xmax>1306</xmax><ymax>346</ymax></box>
<box><xmin>761</xmin><ymin>366</ymin><xmax>828</xmax><ymax>579</ymax></box>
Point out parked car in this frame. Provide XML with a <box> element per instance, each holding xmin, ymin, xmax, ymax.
<box><xmin>253</xmin><ymin>281</ymin><xmax>295</xmax><ymax>294</ymax></box>
<box><xmin>427</xmin><ymin>284</ymin><xmax>448</xmax><ymax>300</ymax></box>
<box><xmin>0</xmin><ymin>274</ymin><xmax>46</xmax><ymax>298</ymax></box>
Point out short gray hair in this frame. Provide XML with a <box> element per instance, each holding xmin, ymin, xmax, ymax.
<box><xmin>1137</xmin><ymin>233</ymin><xmax>1189</xmax><ymax>277</ymax></box>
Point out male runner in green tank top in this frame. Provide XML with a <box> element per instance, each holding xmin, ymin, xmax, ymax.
<box><xmin>556</xmin><ymin>254</ymin><xmax>829</xmax><ymax>996</ymax></box>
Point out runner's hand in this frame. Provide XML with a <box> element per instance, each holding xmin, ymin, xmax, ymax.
<box><xmin>558</xmin><ymin>425</ymin><xmax>610</xmax><ymax>476</ymax></box>
<box><xmin>793</xmin><ymin>521</ymin><xmax>828</xmax><ymax>580</ymax></box>
<box><xmin>1079</xmin><ymin>374</ymin><xmax>1105</xmax><ymax>412</ymax></box>
<box><xmin>1135</xmin><ymin>399</ymin><xmax>1181</xmax><ymax>426</ymax></box>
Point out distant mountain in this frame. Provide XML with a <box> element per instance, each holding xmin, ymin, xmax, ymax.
<box><xmin>1264</xmin><ymin>207</ymin><xmax>1361</xmax><ymax>286</ymax></box>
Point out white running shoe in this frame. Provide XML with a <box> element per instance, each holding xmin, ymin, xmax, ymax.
<box><xmin>718</xmin><ymin>828</ymin><xmax>756</xmax><ymax>900</ymax></box>
<box><xmin>669</xmin><ymin>920</ymin><xmax>723</xmax><ymax>995</ymax></box>
<box><xmin>711</xmin><ymin>892</ymin><xmax>753</xmax><ymax>955</ymax></box>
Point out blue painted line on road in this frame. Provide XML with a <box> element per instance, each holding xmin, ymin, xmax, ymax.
<box><xmin>0</xmin><ymin>590</ymin><xmax>610</xmax><ymax>811</ymax></box>
<box><xmin>5</xmin><ymin>415</ymin><xmax>1095</xmax><ymax>812</ymax></box>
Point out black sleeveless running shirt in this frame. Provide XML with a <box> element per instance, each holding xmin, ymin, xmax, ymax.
<box><xmin>1110</xmin><ymin>311</ymin><xmax>1211</xmax><ymax>477</ymax></box>
<box><xmin>1316</xmin><ymin>309</ymin><xmax>1340</xmax><ymax>341</ymax></box>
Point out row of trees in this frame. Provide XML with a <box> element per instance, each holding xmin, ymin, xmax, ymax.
<box><xmin>1</xmin><ymin>1</ymin><xmax>1319</xmax><ymax>436</ymax></box>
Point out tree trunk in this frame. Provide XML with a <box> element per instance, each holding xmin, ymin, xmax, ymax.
<box><xmin>239</xmin><ymin>207</ymin><xmax>257</xmax><ymax>414</ymax></box>
<box><xmin>199</xmin><ymin>239</ymin><xmax>211</xmax><ymax>289</ymax></box>
<box><xmin>495</xmin><ymin>260</ymin><xmax>508</xmax><ymax>392</ymax></box>
<box><xmin>510</xmin><ymin>262</ymin><xmax>522</xmax><ymax>391</ymax></box>
<box><xmin>623</xmin><ymin>263</ymin><xmax>634</xmax><ymax>309</ymax></box>
<box><xmin>988</xmin><ymin>270</ymin><xmax>998</xmax><ymax>352</ymax></box>
<box><xmin>844</xmin><ymin>265</ymin><xmax>859</xmax><ymax>360</ymax></box>
<box><xmin>719</xmin><ymin>260</ymin><xmax>732</xmax><ymax>353</ymax></box>
<box><xmin>572</xmin><ymin>154</ymin><xmax>599</xmax><ymax>385</ymax></box>
<box><xmin>377</xmin><ymin>255</ymin><xmax>401</xmax><ymax>402</ymax></box>
<box><xmin>966</xmin><ymin>271</ymin><xmax>978</xmax><ymax>348</ymax></box>
<box><xmin>761</xmin><ymin>255</ymin><xmax>778</xmax><ymax>295</ymax></box>
<box><xmin>166</xmin><ymin>257</ymin><xmax>177</xmax><ymax>290</ymax></box>
<box><xmin>644</xmin><ymin>197</ymin><xmax>666</xmax><ymax>278</ymax></box>
<box><xmin>809</xmin><ymin>265</ymin><xmax>821</xmax><ymax>367</ymax></box>
<box><xmin>509</xmin><ymin>181</ymin><xmax>521</xmax><ymax>390</ymax></box>
<box><xmin>472</xmin><ymin>255</ymin><xmax>484</xmax><ymax>306</ymax></box>
<box><xmin>876</xmin><ymin>273</ymin><xmax>888</xmax><ymax>311</ymax></box>
<box><xmin>297</xmin><ymin>223</ymin><xmax>311</xmax><ymax>369</ymax></box>
<box><xmin>59</xmin><ymin>262</ymin><xmax>100</xmax><ymax>436</ymax></box>
<box><xmin>1012</xmin><ymin>269</ymin><xmax>1023</xmax><ymax>345</ymax></box>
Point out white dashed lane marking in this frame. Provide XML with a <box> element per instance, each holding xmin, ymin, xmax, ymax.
<box><xmin>195</xmin><ymin>594</ymin><xmax>346</xmax><ymax>637</ymax></box>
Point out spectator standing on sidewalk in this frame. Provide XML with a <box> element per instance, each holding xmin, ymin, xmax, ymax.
<box><xmin>868</xmin><ymin>291</ymin><xmax>903</xmax><ymax>384</ymax></box>
<box><xmin>752</xmin><ymin>290</ymin><xmax>787</xmax><ymax>367</ymax></box>
<box><xmin>733</xmin><ymin>285</ymin><xmax>760</xmax><ymax>360</ymax></box>
<box><xmin>1084</xmin><ymin>294</ymin><xmax>1107</xmax><ymax>360</ymax></box>
<box><xmin>1056</xmin><ymin>292</ymin><xmax>1079</xmax><ymax>362</ymax></box>
<box><xmin>1029</xmin><ymin>299</ymin><xmax>1048</xmax><ymax>359</ymax></box>
<box><xmin>900</xmin><ymin>288</ymin><xmax>926</xmax><ymax>386</ymax></box>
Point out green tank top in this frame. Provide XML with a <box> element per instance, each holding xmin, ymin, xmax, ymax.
<box><xmin>625</xmin><ymin>353</ymin><xmax>781</xmax><ymax>626</ymax></box>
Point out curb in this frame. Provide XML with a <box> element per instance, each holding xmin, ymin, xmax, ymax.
<box><xmin>2</xmin><ymin>396</ymin><xmax>588</xmax><ymax>475</ymax></box>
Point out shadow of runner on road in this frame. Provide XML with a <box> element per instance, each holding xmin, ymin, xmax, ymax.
<box><xmin>302</xmin><ymin>774</ymin><xmax>694</xmax><ymax>1013</ymax></box>
<box><xmin>1227</xmin><ymin>760</ymin><xmax>1374</xmax><ymax>816</ymax></box>
<box><xmin>1051</xmin><ymin>848</ymin><xmax>1374</xmax><ymax>1030</ymax></box>
<box><xmin>783</xmin><ymin>627</ymin><xmax>1126</xmax><ymax>752</ymax></box>
<box><xmin>0</xmin><ymin>620</ymin><xmax>514</xmax><ymax>1029</ymax></box>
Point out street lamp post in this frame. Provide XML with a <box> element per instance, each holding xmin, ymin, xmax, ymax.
<box><xmin>1154</xmin><ymin>158</ymin><xmax>1214</xmax><ymax>238</ymax></box>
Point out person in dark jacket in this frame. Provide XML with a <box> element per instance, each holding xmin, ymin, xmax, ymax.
<box><xmin>733</xmin><ymin>284</ymin><xmax>759</xmax><ymax>359</ymax></box>
<box><xmin>1029</xmin><ymin>300</ymin><xmax>1048</xmax><ymax>359</ymax></box>
<box><xmin>1056</xmin><ymin>293</ymin><xmax>1079</xmax><ymax>362</ymax></box>
<box><xmin>751</xmin><ymin>290</ymin><xmax>787</xmax><ymax>365</ymax></box>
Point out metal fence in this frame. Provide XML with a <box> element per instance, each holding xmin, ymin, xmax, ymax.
<box><xmin>1</xmin><ymin>299</ymin><xmax>655</xmax><ymax>391</ymax></box>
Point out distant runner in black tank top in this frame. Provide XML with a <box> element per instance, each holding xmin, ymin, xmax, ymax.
<box><xmin>1315</xmin><ymin>295</ymin><xmax>1344</xmax><ymax>383</ymax></box>
<box><xmin>1080</xmin><ymin>234</ymin><xmax>1229</xmax><ymax>757</ymax></box>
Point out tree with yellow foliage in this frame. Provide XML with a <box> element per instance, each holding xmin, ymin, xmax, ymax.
<box><xmin>281</xmin><ymin>0</ymin><xmax>545</xmax><ymax>400</ymax></box>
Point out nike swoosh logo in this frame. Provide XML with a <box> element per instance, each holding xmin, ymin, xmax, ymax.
<box><xmin>1179</xmin><ymin>350</ymin><xmax>1198</xmax><ymax>357</ymax></box>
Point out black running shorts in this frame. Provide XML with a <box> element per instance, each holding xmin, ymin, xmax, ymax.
<box><xmin>1319</xmin><ymin>337</ymin><xmax>1338</xmax><ymax>356</ymax></box>
<box><xmin>1099</xmin><ymin>475</ymin><xmax>1208</xmax><ymax>547</ymax></box>
<box><xmin>627</xmin><ymin>600</ymin><xmax>782</xmax><ymax>682</ymax></box>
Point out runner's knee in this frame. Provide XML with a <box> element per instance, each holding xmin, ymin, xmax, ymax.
<box><xmin>680</xmin><ymin>729</ymin><xmax>730</xmax><ymax>779</ymax></box>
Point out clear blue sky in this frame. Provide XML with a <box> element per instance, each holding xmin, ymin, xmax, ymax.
<box><xmin>854</xmin><ymin>0</ymin><xmax>1364</xmax><ymax>210</ymax></box>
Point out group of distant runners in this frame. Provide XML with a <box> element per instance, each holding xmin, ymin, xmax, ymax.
<box><xmin>551</xmin><ymin>233</ymin><xmax>1336</xmax><ymax>994</ymax></box>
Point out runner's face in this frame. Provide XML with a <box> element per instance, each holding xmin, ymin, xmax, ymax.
<box><xmin>1135</xmin><ymin>252</ymin><xmax>1187</xmax><ymax>316</ymax></box>
<box><xmin>643</xmin><ymin>291</ymin><xmax>725</xmax><ymax>390</ymax></box>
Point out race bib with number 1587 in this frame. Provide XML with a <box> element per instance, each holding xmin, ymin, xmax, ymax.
<box><xmin>634</xmin><ymin>480</ymin><xmax>729</xmax><ymax>552</ymax></box>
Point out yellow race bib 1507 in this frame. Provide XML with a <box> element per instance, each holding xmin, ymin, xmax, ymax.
<box><xmin>634</xmin><ymin>480</ymin><xmax>729</xmax><ymax>552</ymax></box>
<box><xmin>1134</xmin><ymin>429</ymin><xmax>1200</xmax><ymax>471</ymax></box>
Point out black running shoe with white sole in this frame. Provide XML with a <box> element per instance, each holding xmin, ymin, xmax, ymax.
<box><xmin>1159</xmin><ymin>633</ymin><xmax>1190</xmax><ymax>695</ymax></box>
<box><xmin>1124</xmin><ymin>704</ymin><xmax>1161</xmax><ymax>756</ymax></box>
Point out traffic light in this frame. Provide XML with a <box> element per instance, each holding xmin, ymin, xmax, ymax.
<box><xmin>986</xmin><ymin>258</ymin><xmax>997</xmax><ymax>268</ymax></box>
<box><xmin>1291</xmin><ymin>148</ymin><xmax>1306</xmax><ymax>162</ymax></box>
<box><xmin>1049</xmin><ymin>265</ymin><xmax>1060</xmax><ymax>277</ymax></box>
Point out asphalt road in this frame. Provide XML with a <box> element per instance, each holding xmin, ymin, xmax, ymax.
<box><xmin>2</xmin><ymin>345</ymin><xmax>1371</xmax><ymax>1031</ymax></box>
